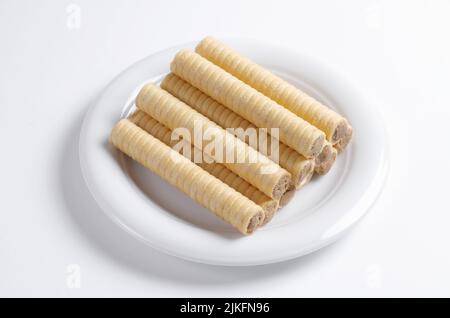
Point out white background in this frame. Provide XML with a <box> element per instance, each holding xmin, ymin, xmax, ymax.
<box><xmin>1</xmin><ymin>0</ymin><xmax>450</xmax><ymax>297</ymax></box>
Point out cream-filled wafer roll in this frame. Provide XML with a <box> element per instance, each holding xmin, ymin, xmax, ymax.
<box><xmin>195</xmin><ymin>36</ymin><xmax>352</xmax><ymax>148</ymax></box>
<box><xmin>161</xmin><ymin>73</ymin><xmax>315</xmax><ymax>189</ymax></box>
<box><xmin>136</xmin><ymin>83</ymin><xmax>291</xmax><ymax>199</ymax></box>
<box><xmin>314</xmin><ymin>142</ymin><xmax>337</xmax><ymax>175</ymax></box>
<box><xmin>279</xmin><ymin>185</ymin><xmax>296</xmax><ymax>208</ymax></box>
<box><xmin>110</xmin><ymin>119</ymin><xmax>265</xmax><ymax>234</ymax></box>
<box><xmin>170</xmin><ymin>49</ymin><xmax>325</xmax><ymax>158</ymax></box>
<box><xmin>129</xmin><ymin>110</ymin><xmax>278</xmax><ymax>224</ymax></box>
<box><xmin>200</xmin><ymin>163</ymin><xmax>277</xmax><ymax>225</ymax></box>
<box><xmin>334</xmin><ymin>125</ymin><xmax>353</xmax><ymax>153</ymax></box>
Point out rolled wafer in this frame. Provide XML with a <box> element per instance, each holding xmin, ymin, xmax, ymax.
<box><xmin>334</xmin><ymin>125</ymin><xmax>353</xmax><ymax>153</ymax></box>
<box><xmin>200</xmin><ymin>163</ymin><xmax>277</xmax><ymax>226</ymax></box>
<box><xmin>110</xmin><ymin>119</ymin><xmax>265</xmax><ymax>234</ymax></box>
<box><xmin>314</xmin><ymin>142</ymin><xmax>337</xmax><ymax>175</ymax></box>
<box><xmin>129</xmin><ymin>110</ymin><xmax>278</xmax><ymax>224</ymax></box>
<box><xmin>161</xmin><ymin>73</ymin><xmax>315</xmax><ymax>189</ymax></box>
<box><xmin>170</xmin><ymin>49</ymin><xmax>325</xmax><ymax>158</ymax></box>
<box><xmin>136</xmin><ymin>83</ymin><xmax>291</xmax><ymax>199</ymax></box>
<box><xmin>195</xmin><ymin>36</ymin><xmax>352</xmax><ymax>148</ymax></box>
<box><xmin>278</xmin><ymin>185</ymin><xmax>295</xmax><ymax>208</ymax></box>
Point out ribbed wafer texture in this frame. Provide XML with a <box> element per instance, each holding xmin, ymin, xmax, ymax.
<box><xmin>161</xmin><ymin>73</ymin><xmax>315</xmax><ymax>189</ymax></box>
<box><xmin>136</xmin><ymin>83</ymin><xmax>291</xmax><ymax>199</ymax></box>
<box><xmin>110</xmin><ymin>119</ymin><xmax>265</xmax><ymax>234</ymax></box>
<box><xmin>128</xmin><ymin>110</ymin><xmax>278</xmax><ymax>224</ymax></box>
<box><xmin>195</xmin><ymin>36</ymin><xmax>352</xmax><ymax>147</ymax></box>
<box><xmin>170</xmin><ymin>49</ymin><xmax>325</xmax><ymax>158</ymax></box>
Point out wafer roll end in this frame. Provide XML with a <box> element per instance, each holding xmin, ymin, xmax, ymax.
<box><xmin>315</xmin><ymin>142</ymin><xmax>337</xmax><ymax>175</ymax></box>
<box><xmin>279</xmin><ymin>186</ymin><xmax>296</xmax><ymax>208</ymax></box>
<box><xmin>293</xmin><ymin>160</ymin><xmax>315</xmax><ymax>189</ymax></box>
<box><xmin>331</xmin><ymin>119</ymin><xmax>349</xmax><ymax>144</ymax></box>
<box><xmin>135</xmin><ymin>82</ymin><xmax>156</xmax><ymax>109</ymax></box>
<box><xmin>170</xmin><ymin>49</ymin><xmax>195</xmax><ymax>74</ymax></box>
<box><xmin>196</xmin><ymin>36</ymin><xmax>216</xmax><ymax>50</ymax></box>
<box><xmin>109</xmin><ymin>118</ymin><xmax>128</xmax><ymax>146</ymax></box>
<box><xmin>335</xmin><ymin>125</ymin><xmax>353</xmax><ymax>153</ymax></box>
<box><xmin>260</xmin><ymin>200</ymin><xmax>279</xmax><ymax>226</ymax></box>
<box><xmin>309</xmin><ymin>133</ymin><xmax>326</xmax><ymax>158</ymax></box>
<box><xmin>246</xmin><ymin>210</ymin><xmax>265</xmax><ymax>234</ymax></box>
<box><xmin>271</xmin><ymin>173</ymin><xmax>291</xmax><ymax>200</ymax></box>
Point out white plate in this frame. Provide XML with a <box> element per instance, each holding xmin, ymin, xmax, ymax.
<box><xmin>79</xmin><ymin>38</ymin><xmax>388</xmax><ymax>266</ymax></box>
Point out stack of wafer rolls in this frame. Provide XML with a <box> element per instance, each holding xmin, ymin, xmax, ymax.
<box><xmin>170</xmin><ymin>49</ymin><xmax>326</xmax><ymax>159</ymax></box>
<box><xmin>109</xmin><ymin>36</ymin><xmax>353</xmax><ymax>234</ymax></box>
<box><xmin>128</xmin><ymin>110</ymin><xmax>279</xmax><ymax>225</ymax></box>
<box><xmin>136</xmin><ymin>83</ymin><xmax>291</xmax><ymax>200</ymax></box>
<box><xmin>195</xmin><ymin>36</ymin><xmax>353</xmax><ymax>150</ymax></box>
<box><xmin>110</xmin><ymin>119</ymin><xmax>265</xmax><ymax>234</ymax></box>
<box><xmin>161</xmin><ymin>73</ymin><xmax>336</xmax><ymax>179</ymax></box>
